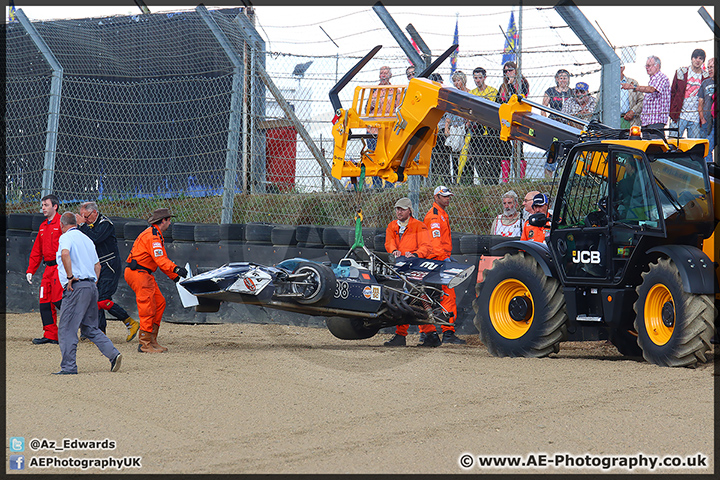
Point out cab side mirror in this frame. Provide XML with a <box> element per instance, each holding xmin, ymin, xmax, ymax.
<box><xmin>528</xmin><ymin>212</ymin><xmax>549</xmax><ymax>227</ymax></box>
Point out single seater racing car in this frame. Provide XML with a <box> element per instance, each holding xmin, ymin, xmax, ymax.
<box><xmin>179</xmin><ymin>246</ymin><xmax>475</xmax><ymax>340</ymax></box>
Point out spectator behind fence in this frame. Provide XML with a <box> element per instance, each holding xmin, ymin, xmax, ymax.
<box><xmin>698</xmin><ymin>57</ymin><xmax>715</xmax><ymax>162</ymax></box>
<box><xmin>406</xmin><ymin>64</ymin><xmax>415</xmax><ymax>81</ymax></box>
<box><xmin>446</xmin><ymin>71</ymin><xmax>471</xmax><ymax>184</ymax></box>
<box><xmin>622</xmin><ymin>55</ymin><xmax>670</xmax><ymax>138</ymax></box>
<box><xmin>561</xmin><ymin>82</ymin><xmax>598</xmax><ymax>129</ymax></box>
<box><xmin>542</xmin><ymin>69</ymin><xmax>572</xmax><ymax>121</ymax></box>
<box><xmin>490</xmin><ymin>190</ymin><xmax>522</xmax><ymax>237</ymax></box>
<box><xmin>620</xmin><ymin>63</ymin><xmax>643</xmax><ymax>128</ymax></box>
<box><xmin>366</xmin><ymin>65</ymin><xmax>401</xmax><ymax>188</ymax></box>
<box><xmin>463</xmin><ymin>67</ymin><xmax>501</xmax><ymax>185</ymax></box>
<box><xmin>669</xmin><ymin>48</ymin><xmax>709</xmax><ymax>139</ymax></box>
<box><xmin>497</xmin><ymin>61</ymin><xmax>529</xmax><ymax>182</ymax></box>
<box><xmin>521</xmin><ymin>190</ymin><xmax>540</xmax><ymax>225</ymax></box>
<box><xmin>429</xmin><ymin>74</ymin><xmax>454</xmax><ymax>186</ymax></box>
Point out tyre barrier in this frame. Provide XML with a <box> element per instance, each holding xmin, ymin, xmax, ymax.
<box><xmin>219</xmin><ymin>223</ymin><xmax>245</xmax><ymax>242</ymax></box>
<box><xmin>124</xmin><ymin>221</ymin><xmax>149</xmax><ymax>241</ymax></box>
<box><xmin>31</xmin><ymin>214</ymin><xmax>46</xmax><ymax>231</ymax></box>
<box><xmin>172</xmin><ymin>223</ymin><xmax>197</xmax><ymax>242</ymax></box>
<box><xmin>346</xmin><ymin>227</ymin><xmax>379</xmax><ymax>251</ymax></box>
<box><xmin>109</xmin><ymin>216</ymin><xmax>133</xmax><ymax>239</ymax></box>
<box><xmin>7</xmin><ymin>229</ymin><xmax>34</xmax><ymax>237</ymax></box>
<box><xmin>322</xmin><ymin>226</ymin><xmax>354</xmax><ymax>249</ymax></box>
<box><xmin>271</xmin><ymin>225</ymin><xmax>297</xmax><ymax>246</ymax></box>
<box><xmin>194</xmin><ymin>224</ymin><xmax>220</xmax><ymax>243</ymax></box>
<box><xmin>245</xmin><ymin>223</ymin><xmax>274</xmax><ymax>244</ymax></box>
<box><xmin>373</xmin><ymin>233</ymin><xmax>386</xmax><ymax>253</ymax></box>
<box><xmin>459</xmin><ymin>235</ymin><xmax>519</xmax><ymax>255</ymax></box>
<box><xmin>451</xmin><ymin>233</ymin><xmax>463</xmax><ymax>255</ymax></box>
<box><xmin>296</xmin><ymin>224</ymin><xmax>324</xmax><ymax>248</ymax></box>
<box><xmin>7</xmin><ymin>213</ymin><xmax>34</xmax><ymax>231</ymax></box>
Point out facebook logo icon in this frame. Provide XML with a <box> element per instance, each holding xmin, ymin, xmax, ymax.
<box><xmin>9</xmin><ymin>437</ymin><xmax>25</xmax><ymax>452</ymax></box>
<box><xmin>10</xmin><ymin>455</ymin><xmax>25</xmax><ymax>470</ymax></box>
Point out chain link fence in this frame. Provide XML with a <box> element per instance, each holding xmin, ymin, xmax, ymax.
<box><xmin>6</xmin><ymin>6</ymin><xmax>705</xmax><ymax>235</ymax></box>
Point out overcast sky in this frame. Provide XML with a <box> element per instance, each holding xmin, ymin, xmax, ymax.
<box><xmin>10</xmin><ymin>3</ymin><xmax>716</xmax><ymax>83</ymax></box>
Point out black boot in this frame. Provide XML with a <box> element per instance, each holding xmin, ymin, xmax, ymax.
<box><xmin>442</xmin><ymin>331</ymin><xmax>466</xmax><ymax>345</ymax></box>
<box><xmin>418</xmin><ymin>332</ymin><xmax>441</xmax><ymax>347</ymax></box>
<box><xmin>383</xmin><ymin>334</ymin><xmax>406</xmax><ymax>347</ymax></box>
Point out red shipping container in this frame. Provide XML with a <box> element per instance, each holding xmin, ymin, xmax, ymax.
<box><xmin>266</xmin><ymin>126</ymin><xmax>297</xmax><ymax>192</ymax></box>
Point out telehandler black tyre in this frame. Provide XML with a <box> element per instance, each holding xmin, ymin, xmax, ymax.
<box><xmin>325</xmin><ymin>317</ymin><xmax>380</xmax><ymax>340</ymax></box>
<box><xmin>473</xmin><ymin>252</ymin><xmax>567</xmax><ymax>357</ymax></box>
<box><xmin>608</xmin><ymin>328</ymin><xmax>643</xmax><ymax>358</ymax></box>
<box><xmin>633</xmin><ymin>257</ymin><xmax>715</xmax><ymax>367</ymax></box>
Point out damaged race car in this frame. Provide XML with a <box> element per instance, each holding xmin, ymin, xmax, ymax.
<box><xmin>179</xmin><ymin>246</ymin><xmax>475</xmax><ymax>340</ymax></box>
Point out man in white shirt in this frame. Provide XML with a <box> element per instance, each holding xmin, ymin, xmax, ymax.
<box><xmin>54</xmin><ymin>212</ymin><xmax>122</xmax><ymax>375</ymax></box>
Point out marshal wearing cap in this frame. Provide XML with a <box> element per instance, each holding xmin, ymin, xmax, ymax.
<box><xmin>147</xmin><ymin>208</ymin><xmax>175</xmax><ymax>225</ymax></box>
<box><xmin>433</xmin><ymin>185</ymin><xmax>454</xmax><ymax>197</ymax></box>
<box><xmin>532</xmin><ymin>193</ymin><xmax>549</xmax><ymax>206</ymax></box>
<box><xmin>394</xmin><ymin>197</ymin><xmax>412</xmax><ymax>210</ymax></box>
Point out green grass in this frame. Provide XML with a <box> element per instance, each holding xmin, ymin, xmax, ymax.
<box><xmin>6</xmin><ymin>179</ymin><xmax>554</xmax><ymax>235</ymax></box>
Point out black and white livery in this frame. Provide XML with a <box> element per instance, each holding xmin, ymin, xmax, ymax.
<box><xmin>180</xmin><ymin>247</ymin><xmax>475</xmax><ymax>340</ymax></box>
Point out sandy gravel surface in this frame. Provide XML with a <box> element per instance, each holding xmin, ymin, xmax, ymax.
<box><xmin>5</xmin><ymin>313</ymin><xmax>714</xmax><ymax>475</ymax></box>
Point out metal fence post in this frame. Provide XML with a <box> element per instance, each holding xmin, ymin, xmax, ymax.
<box><xmin>16</xmin><ymin>9</ymin><xmax>63</xmax><ymax>198</ymax></box>
<box><xmin>233</xmin><ymin>14</ymin><xmax>344</xmax><ymax>193</ymax></box>
<box><xmin>197</xmin><ymin>5</ymin><xmax>244</xmax><ymax>224</ymax></box>
<box><xmin>554</xmin><ymin>3</ymin><xmax>621</xmax><ymax>128</ymax></box>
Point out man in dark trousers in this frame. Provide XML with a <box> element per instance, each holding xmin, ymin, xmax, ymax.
<box><xmin>77</xmin><ymin>202</ymin><xmax>139</xmax><ymax>342</ymax></box>
<box><xmin>54</xmin><ymin>212</ymin><xmax>122</xmax><ymax>375</ymax></box>
<box><xmin>26</xmin><ymin>194</ymin><xmax>63</xmax><ymax>345</ymax></box>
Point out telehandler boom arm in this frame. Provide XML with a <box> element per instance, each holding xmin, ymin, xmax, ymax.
<box><xmin>330</xmin><ymin>46</ymin><xmax>585</xmax><ymax>183</ymax></box>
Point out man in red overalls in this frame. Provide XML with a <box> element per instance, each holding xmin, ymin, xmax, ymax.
<box><xmin>26</xmin><ymin>194</ymin><xmax>63</xmax><ymax>344</ymax></box>
<box><xmin>124</xmin><ymin>208</ymin><xmax>186</xmax><ymax>353</ymax></box>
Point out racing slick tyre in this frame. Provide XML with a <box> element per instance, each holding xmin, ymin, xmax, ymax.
<box><xmin>609</xmin><ymin>327</ymin><xmax>643</xmax><ymax>357</ymax></box>
<box><xmin>473</xmin><ymin>252</ymin><xmax>567</xmax><ymax>358</ymax></box>
<box><xmin>292</xmin><ymin>262</ymin><xmax>336</xmax><ymax>306</ymax></box>
<box><xmin>633</xmin><ymin>257</ymin><xmax>715</xmax><ymax>367</ymax></box>
<box><xmin>325</xmin><ymin>317</ymin><xmax>380</xmax><ymax>340</ymax></box>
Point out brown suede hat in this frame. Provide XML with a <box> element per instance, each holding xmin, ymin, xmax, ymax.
<box><xmin>147</xmin><ymin>208</ymin><xmax>175</xmax><ymax>224</ymax></box>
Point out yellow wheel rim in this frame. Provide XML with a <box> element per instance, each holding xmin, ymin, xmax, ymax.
<box><xmin>489</xmin><ymin>279</ymin><xmax>533</xmax><ymax>339</ymax></box>
<box><xmin>644</xmin><ymin>284</ymin><xmax>674</xmax><ymax>346</ymax></box>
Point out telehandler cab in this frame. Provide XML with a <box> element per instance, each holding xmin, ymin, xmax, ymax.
<box><xmin>330</xmin><ymin>46</ymin><xmax>716</xmax><ymax>367</ymax></box>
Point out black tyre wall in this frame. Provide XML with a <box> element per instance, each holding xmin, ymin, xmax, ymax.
<box><xmin>245</xmin><ymin>223</ymin><xmax>274</xmax><ymax>244</ymax></box>
<box><xmin>271</xmin><ymin>225</ymin><xmax>297</xmax><ymax>246</ymax></box>
<box><xmin>195</xmin><ymin>224</ymin><xmax>220</xmax><ymax>242</ymax></box>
